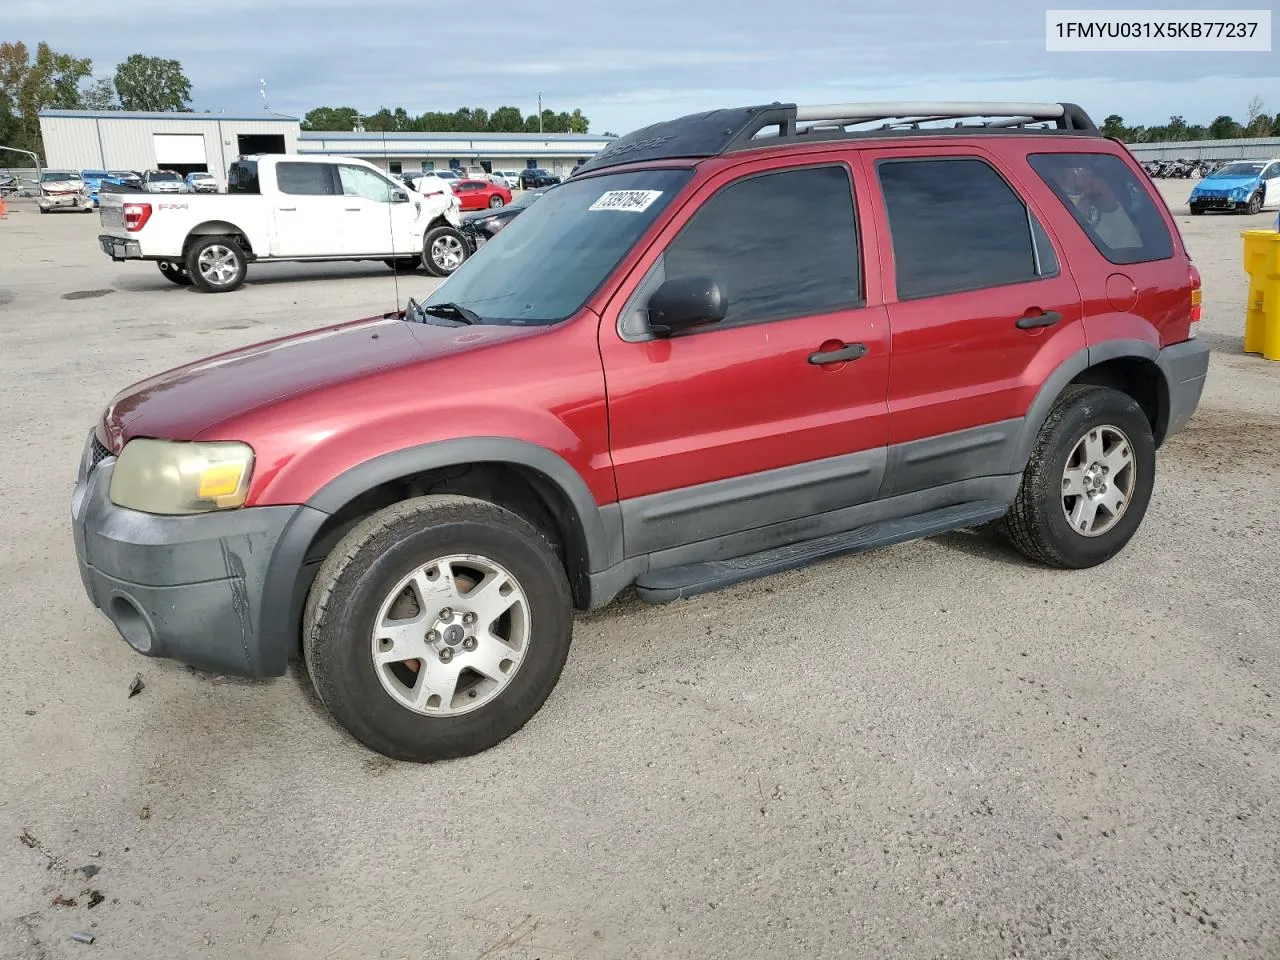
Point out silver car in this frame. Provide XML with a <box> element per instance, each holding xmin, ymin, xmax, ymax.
<box><xmin>37</xmin><ymin>170</ymin><xmax>94</xmax><ymax>213</ymax></box>
<box><xmin>141</xmin><ymin>170</ymin><xmax>191</xmax><ymax>194</ymax></box>
<box><xmin>185</xmin><ymin>171</ymin><xmax>219</xmax><ymax>193</ymax></box>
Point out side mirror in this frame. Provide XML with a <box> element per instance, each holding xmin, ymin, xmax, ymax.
<box><xmin>391</xmin><ymin>190</ymin><xmax>409</xmax><ymax>203</ymax></box>
<box><xmin>647</xmin><ymin>276</ymin><xmax>727</xmax><ymax>337</ymax></box>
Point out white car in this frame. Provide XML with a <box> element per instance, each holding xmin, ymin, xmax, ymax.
<box><xmin>96</xmin><ymin>154</ymin><xmax>467</xmax><ymax>292</ymax></box>
<box><xmin>37</xmin><ymin>170</ymin><xmax>94</xmax><ymax>213</ymax></box>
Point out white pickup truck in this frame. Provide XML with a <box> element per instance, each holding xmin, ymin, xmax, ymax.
<box><xmin>96</xmin><ymin>154</ymin><xmax>467</xmax><ymax>293</ymax></box>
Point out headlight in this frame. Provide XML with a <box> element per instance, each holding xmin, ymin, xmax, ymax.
<box><xmin>1232</xmin><ymin>186</ymin><xmax>1248</xmax><ymax>199</ymax></box>
<box><xmin>109</xmin><ymin>439</ymin><xmax>255</xmax><ymax>515</ymax></box>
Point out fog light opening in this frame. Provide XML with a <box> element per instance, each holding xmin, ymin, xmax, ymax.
<box><xmin>109</xmin><ymin>595</ymin><xmax>155</xmax><ymax>653</ymax></box>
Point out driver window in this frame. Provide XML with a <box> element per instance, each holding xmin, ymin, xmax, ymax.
<box><xmin>338</xmin><ymin>165</ymin><xmax>396</xmax><ymax>203</ymax></box>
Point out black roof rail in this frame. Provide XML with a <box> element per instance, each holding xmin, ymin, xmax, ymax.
<box><xmin>573</xmin><ymin>101</ymin><xmax>1099</xmax><ymax>175</ymax></box>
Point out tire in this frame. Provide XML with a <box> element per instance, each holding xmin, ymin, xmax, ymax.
<box><xmin>157</xmin><ymin>260</ymin><xmax>193</xmax><ymax>285</ymax></box>
<box><xmin>1247</xmin><ymin>192</ymin><xmax>1263</xmax><ymax>215</ymax></box>
<box><xmin>1002</xmin><ymin>384</ymin><xmax>1155</xmax><ymax>569</ymax></box>
<box><xmin>488</xmin><ymin>195</ymin><xmax>505</xmax><ymax>208</ymax></box>
<box><xmin>303</xmin><ymin>495</ymin><xmax>574</xmax><ymax>762</ymax></box>
<box><xmin>1189</xmin><ymin>206</ymin><xmax>1204</xmax><ymax>216</ymax></box>
<box><xmin>421</xmin><ymin>225</ymin><xmax>468</xmax><ymax>277</ymax></box>
<box><xmin>185</xmin><ymin>235</ymin><xmax>247</xmax><ymax>293</ymax></box>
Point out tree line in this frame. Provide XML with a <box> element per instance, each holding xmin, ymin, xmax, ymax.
<box><xmin>1101</xmin><ymin>96</ymin><xmax>1280</xmax><ymax>143</ymax></box>
<box><xmin>1</xmin><ymin>41</ymin><xmax>192</xmax><ymax>159</ymax></box>
<box><xmin>302</xmin><ymin>105</ymin><xmax>607</xmax><ymax>136</ymax></box>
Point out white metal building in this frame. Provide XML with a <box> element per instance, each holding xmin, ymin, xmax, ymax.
<box><xmin>38</xmin><ymin>110</ymin><xmax>615</xmax><ymax>185</ymax></box>
<box><xmin>1124</xmin><ymin>136</ymin><xmax>1280</xmax><ymax>162</ymax></box>
<box><xmin>295</xmin><ymin>131</ymin><xmax>615</xmax><ymax>179</ymax></box>
<box><xmin>38</xmin><ymin>110</ymin><xmax>301</xmax><ymax>184</ymax></box>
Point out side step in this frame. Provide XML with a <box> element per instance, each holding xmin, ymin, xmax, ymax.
<box><xmin>633</xmin><ymin>500</ymin><xmax>1008</xmax><ymax>603</ymax></box>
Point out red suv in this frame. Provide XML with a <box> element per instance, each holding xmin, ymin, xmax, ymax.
<box><xmin>72</xmin><ymin>101</ymin><xmax>1209</xmax><ymax>761</ymax></box>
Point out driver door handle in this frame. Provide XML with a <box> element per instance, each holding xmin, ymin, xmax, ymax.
<box><xmin>808</xmin><ymin>342</ymin><xmax>868</xmax><ymax>365</ymax></box>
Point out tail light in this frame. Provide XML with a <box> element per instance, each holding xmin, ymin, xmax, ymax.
<box><xmin>123</xmin><ymin>202</ymin><xmax>152</xmax><ymax>232</ymax></box>
<box><xmin>1189</xmin><ymin>263</ymin><xmax>1202</xmax><ymax>336</ymax></box>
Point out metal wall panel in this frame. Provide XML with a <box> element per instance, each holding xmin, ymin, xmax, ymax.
<box><xmin>1125</xmin><ymin>137</ymin><xmax>1280</xmax><ymax>162</ymax></box>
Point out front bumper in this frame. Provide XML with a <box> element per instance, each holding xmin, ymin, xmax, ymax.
<box><xmin>1157</xmin><ymin>337</ymin><xmax>1210</xmax><ymax>441</ymax></box>
<box><xmin>70</xmin><ymin>432</ymin><xmax>304</xmax><ymax>678</ymax></box>
<box><xmin>99</xmin><ymin>234</ymin><xmax>142</xmax><ymax>260</ymax></box>
<box><xmin>1190</xmin><ymin>194</ymin><xmax>1248</xmax><ymax>211</ymax></box>
<box><xmin>39</xmin><ymin>192</ymin><xmax>92</xmax><ymax>210</ymax></box>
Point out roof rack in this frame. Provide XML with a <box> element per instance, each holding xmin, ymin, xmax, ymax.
<box><xmin>573</xmin><ymin>101</ymin><xmax>1099</xmax><ymax>176</ymax></box>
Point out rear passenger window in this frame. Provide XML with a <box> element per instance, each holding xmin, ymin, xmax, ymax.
<box><xmin>877</xmin><ymin>157</ymin><xmax>1054</xmax><ymax>300</ymax></box>
<box><xmin>657</xmin><ymin>165</ymin><xmax>861</xmax><ymax>329</ymax></box>
<box><xmin>1028</xmin><ymin>153</ymin><xmax>1174</xmax><ymax>265</ymax></box>
<box><xmin>276</xmin><ymin>162</ymin><xmax>337</xmax><ymax>196</ymax></box>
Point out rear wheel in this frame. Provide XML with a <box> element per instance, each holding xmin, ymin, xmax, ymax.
<box><xmin>422</xmin><ymin>225</ymin><xmax>468</xmax><ymax>277</ymax></box>
<box><xmin>157</xmin><ymin>260</ymin><xmax>193</xmax><ymax>285</ymax></box>
<box><xmin>303</xmin><ymin>495</ymin><xmax>574</xmax><ymax>762</ymax></box>
<box><xmin>1003</xmin><ymin>385</ymin><xmax>1155</xmax><ymax>569</ymax></box>
<box><xmin>488</xmin><ymin>195</ymin><xmax>505</xmax><ymax>208</ymax></box>
<box><xmin>185</xmin><ymin>235</ymin><xmax>247</xmax><ymax>293</ymax></box>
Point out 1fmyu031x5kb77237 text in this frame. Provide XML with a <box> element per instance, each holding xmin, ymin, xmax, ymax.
<box><xmin>1046</xmin><ymin>9</ymin><xmax>1271</xmax><ymax>51</ymax></box>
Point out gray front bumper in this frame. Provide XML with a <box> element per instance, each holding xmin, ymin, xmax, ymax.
<box><xmin>70</xmin><ymin>432</ymin><xmax>303</xmax><ymax>678</ymax></box>
<box><xmin>1157</xmin><ymin>337</ymin><xmax>1210</xmax><ymax>441</ymax></box>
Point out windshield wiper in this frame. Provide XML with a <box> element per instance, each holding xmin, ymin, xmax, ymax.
<box><xmin>420</xmin><ymin>301</ymin><xmax>482</xmax><ymax>325</ymax></box>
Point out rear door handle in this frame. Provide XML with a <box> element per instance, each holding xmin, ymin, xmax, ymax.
<box><xmin>808</xmin><ymin>342</ymin><xmax>869</xmax><ymax>365</ymax></box>
<box><xmin>1016</xmin><ymin>309</ymin><xmax>1062</xmax><ymax>329</ymax></box>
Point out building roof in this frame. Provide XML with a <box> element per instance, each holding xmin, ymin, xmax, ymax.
<box><xmin>299</xmin><ymin>130</ymin><xmax>611</xmax><ymax>143</ymax></box>
<box><xmin>40</xmin><ymin>109</ymin><xmax>300</xmax><ymax>123</ymax></box>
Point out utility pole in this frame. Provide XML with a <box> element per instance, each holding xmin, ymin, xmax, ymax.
<box><xmin>537</xmin><ymin>91</ymin><xmax>543</xmax><ymax>133</ymax></box>
<box><xmin>260</xmin><ymin>78</ymin><xmax>270</xmax><ymax>113</ymax></box>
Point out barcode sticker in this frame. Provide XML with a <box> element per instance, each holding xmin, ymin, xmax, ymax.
<box><xmin>589</xmin><ymin>189</ymin><xmax>663</xmax><ymax>212</ymax></box>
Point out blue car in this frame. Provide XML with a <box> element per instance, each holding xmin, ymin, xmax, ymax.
<box><xmin>80</xmin><ymin>169</ymin><xmax>110</xmax><ymax>206</ymax></box>
<box><xmin>1188</xmin><ymin>158</ymin><xmax>1280</xmax><ymax>215</ymax></box>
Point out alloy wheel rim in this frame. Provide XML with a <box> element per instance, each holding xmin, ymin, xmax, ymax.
<box><xmin>1061</xmin><ymin>424</ymin><xmax>1136</xmax><ymax>537</ymax></box>
<box><xmin>431</xmin><ymin>235</ymin><xmax>464</xmax><ymax>270</ymax></box>
<box><xmin>370</xmin><ymin>554</ymin><xmax>529</xmax><ymax>716</ymax></box>
<box><xmin>197</xmin><ymin>245</ymin><xmax>238</xmax><ymax>285</ymax></box>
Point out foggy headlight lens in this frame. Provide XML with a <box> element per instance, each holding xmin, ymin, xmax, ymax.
<box><xmin>109</xmin><ymin>439</ymin><xmax>255</xmax><ymax>514</ymax></box>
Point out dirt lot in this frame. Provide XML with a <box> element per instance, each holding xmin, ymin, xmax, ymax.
<box><xmin>1</xmin><ymin>180</ymin><xmax>1278</xmax><ymax>960</ymax></box>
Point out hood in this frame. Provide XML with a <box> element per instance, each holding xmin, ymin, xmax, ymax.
<box><xmin>42</xmin><ymin>180</ymin><xmax>83</xmax><ymax>194</ymax></box>
<box><xmin>101</xmin><ymin>313</ymin><xmax>540</xmax><ymax>447</ymax></box>
<box><xmin>1196</xmin><ymin>175</ymin><xmax>1260</xmax><ymax>191</ymax></box>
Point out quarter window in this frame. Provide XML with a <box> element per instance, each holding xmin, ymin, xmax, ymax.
<box><xmin>877</xmin><ymin>157</ymin><xmax>1054</xmax><ymax>300</ymax></box>
<box><xmin>654</xmin><ymin>165</ymin><xmax>861</xmax><ymax>330</ymax></box>
<box><xmin>1028</xmin><ymin>152</ymin><xmax>1174</xmax><ymax>265</ymax></box>
<box><xmin>276</xmin><ymin>162</ymin><xmax>337</xmax><ymax>196</ymax></box>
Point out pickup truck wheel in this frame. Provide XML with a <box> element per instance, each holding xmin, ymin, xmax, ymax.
<box><xmin>1003</xmin><ymin>385</ymin><xmax>1155</xmax><ymax>569</ymax></box>
<box><xmin>157</xmin><ymin>260</ymin><xmax>193</xmax><ymax>285</ymax></box>
<box><xmin>422</xmin><ymin>226</ymin><xmax>468</xmax><ymax>277</ymax></box>
<box><xmin>186</xmin><ymin>235</ymin><xmax>247</xmax><ymax>293</ymax></box>
<box><xmin>302</xmin><ymin>494</ymin><xmax>573</xmax><ymax>762</ymax></box>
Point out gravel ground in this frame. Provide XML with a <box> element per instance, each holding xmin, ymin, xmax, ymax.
<box><xmin>0</xmin><ymin>180</ymin><xmax>1277</xmax><ymax>960</ymax></box>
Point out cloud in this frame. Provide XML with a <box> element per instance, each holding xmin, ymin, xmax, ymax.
<box><xmin>8</xmin><ymin>0</ymin><xmax>1277</xmax><ymax>133</ymax></box>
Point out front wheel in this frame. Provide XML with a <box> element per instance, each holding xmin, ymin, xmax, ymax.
<box><xmin>1247</xmin><ymin>192</ymin><xmax>1263</xmax><ymax>215</ymax></box>
<box><xmin>303</xmin><ymin>495</ymin><xmax>574</xmax><ymax>762</ymax></box>
<box><xmin>421</xmin><ymin>225</ymin><xmax>468</xmax><ymax>277</ymax></box>
<box><xmin>157</xmin><ymin>260</ymin><xmax>193</xmax><ymax>285</ymax></box>
<box><xmin>1002</xmin><ymin>385</ymin><xmax>1155</xmax><ymax>569</ymax></box>
<box><xmin>185</xmin><ymin>235</ymin><xmax>247</xmax><ymax>293</ymax></box>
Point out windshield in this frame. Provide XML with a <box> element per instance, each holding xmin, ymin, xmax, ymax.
<box><xmin>152</xmin><ymin>172</ymin><xmax>180</xmax><ymax>180</ymax></box>
<box><xmin>82</xmin><ymin>170</ymin><xmax>108</xmax><ymax>178</ymax></box>
<box><xmin>41</xmin><ymin>172</ymin><xmax>78</xmax><ymax>182</ymax></box>
<box><xmin>511</xmin><ymin>189</ymin><xmax>543</xmax><ymax>208</ymax></box>
<box><xmin>1213</xmin><ymin>162</ymin><xmax>1265</xmax><ymax>177</ymax></box>
<box><xmin>423</xmin><ymin>168</ymin><xmax>692</xmax><ymax>326</ymax></box>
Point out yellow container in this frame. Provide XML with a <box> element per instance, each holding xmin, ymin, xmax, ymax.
<box><xmin>1241</xmin><ymin>229</ymin><xmax>1280</xmax><ymax>361</ymax></box>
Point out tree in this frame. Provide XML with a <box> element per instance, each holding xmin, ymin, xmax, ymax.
<box><xmin>1208</xmin><ymin>114</ymin><xmax>1241</xmax><ymax>140</ymax></box>
<box><xmin>302</xmin><ymin>106</ymin><xmax>360</xmax><ymax>131</ymax></box>
<box><xmin>113</xmin><ymin>54</ymin><xmax>191</xmax><ymax>111</ymax></box>
<box><xmin>601</xmin><ymin>131</ymin><xmax>619</xmax><ymax>138</ymax></box>
<box><xmin>487</xmin><ymin>106</ymin><xmax>524</xmax><ymax>132</ymax></box>
<box><xmin>1272</xmin><ymin>113</ymin><xmax>1280</xmax><ymax>137</ymax></box>
<box><xmin>0</xmin><ymin>41</ymin><xmax>92</xmax><ymax>159</ymax></box>
<box><xmin>1166</xmin><ymin>115</ymin><xmax>1186</xmax><ymax>139</ymax></box>
<box><xmin>1245</xmin><ymin>95</ymin><xmax>1264</xmax><ymax>128</ymax></box>
<box><xmin>567</xmin><ymin>108</ymin><xmax>589</xmax><ymax>134</ymax></box>
<box><xmin>79</xmin><ymin>76</ymin><xmax>117</xmax><ymax>110</ymax></box>
<box><xmin>1100</xmin><ymin>114</ymin><xmax>1126</xmax><ymax>139</ymax></box>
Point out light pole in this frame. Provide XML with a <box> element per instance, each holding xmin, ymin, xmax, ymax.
<box><xmin>537</xmin><ymin>91</ymin><xmax>543</xmax><ymax>133</ymax></box>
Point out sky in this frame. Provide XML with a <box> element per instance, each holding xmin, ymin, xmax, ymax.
<box><xmin>10</xmin><ymin>0</ymin><xmax>1279</xmax><ymax>134</ymax></box>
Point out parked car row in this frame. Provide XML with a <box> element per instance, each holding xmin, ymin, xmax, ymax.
<box><xmin>1139</xmin><ymin>158</ymin><xmax>1248</xmax><ymax>179</ymax></box>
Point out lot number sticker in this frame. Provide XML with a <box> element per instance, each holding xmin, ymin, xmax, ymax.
<box><xmin>589</xmin><ymin>189</ymin><xmax>663</xmax><ymax>213</ymax></box>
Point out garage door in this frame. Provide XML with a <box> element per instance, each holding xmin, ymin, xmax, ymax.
<box><xmin>153</xmin><ymin>133</ymin><xmax>207</xmax><ymax>165</ymax></box>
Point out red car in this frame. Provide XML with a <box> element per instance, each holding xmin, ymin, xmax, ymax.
<box><xmin>451</xmin><ymin>178</ymin><xmax>511</xmax><ymax>210</ymax></box>
<box><xmin>71</xmin><ymin>99</ymin><xmax>1208</xmax><ymax>763</ymax></box>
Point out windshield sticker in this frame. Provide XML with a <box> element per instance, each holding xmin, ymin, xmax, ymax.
<box><xmin>589</xmin><ymin>189</ymin><xmax>663</xmax><ymax>213</ymax></box>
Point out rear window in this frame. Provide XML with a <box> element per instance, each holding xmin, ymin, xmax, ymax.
<box><xmin>227</xmin><ymin>161</ymin><xmax>260</xmax><ymax>194</ymax></box>
<box><xmin>1028</xmin><ymin>152</ymin><xmax>1174</xmax><ymax>265</ymax></box>
<box><xmin>276</xmin><ymin>162</ymin><xmax>337</xmax><ymax>195</ymax></box>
